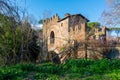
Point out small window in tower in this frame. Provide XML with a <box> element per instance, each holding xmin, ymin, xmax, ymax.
<box><xmin>50</xmin><ymin>31</ymin><xmax>55</xmax><ymax>44</ymax></box>
<box><xmin>61</xmin><ymin>23</ymin><xmax>63</xmax><ymax>27</ymax></box>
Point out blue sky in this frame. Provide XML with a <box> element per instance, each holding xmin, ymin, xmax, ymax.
<box><xmin>18</xmin><ymin>0</ymin><xmax>120</xmax><ymax>37</ymax></box>
<box><xmin>18</xmin><ymin>0</ymin><xmax>106</xmax><ymax>23</ymax></box>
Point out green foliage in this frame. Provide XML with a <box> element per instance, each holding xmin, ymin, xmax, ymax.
<box><xmin>39</xmin><ymin>29</ymin><xmax>43</xmax><ymax>32</ymax></box>
<box><xmin>0</xmin><ymin>59</ymin><xmax>120</xmax><ymax>79</ymax></box>
<box><xmin>0</xmin><ymin>13</ymin><xmax>40</xmax><ymax>64</ymax></box>
<box><xmin>0</xmin><ymin>14</ymin><xmax>22</xmax><ymax>64</ymax></box>
<box><xmin>107</xmin><ymin>28</ymin><xmax>120</xmax><ymax>31</ymax></box>
<box><xmin>87</xmin><ymin>22</ymin><xmax>100</xmax><ymax>30</ymax></box>
<box><xmin>0</xmin><ymin>1</ymin><xmax>41</xmax><ymax>65</ymax></box>
<box><xmin>47</xmin><ymin>75</ymin><xmax>59</xmax><ymax>80</ymax></box>
<box><xmin>38</xmin><ymin>19</ymin><xmax>43</xmax><ymax>24</ymax></box>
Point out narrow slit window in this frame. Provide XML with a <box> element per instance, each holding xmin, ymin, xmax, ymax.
<box><xmin>50</xmin><ymin>31</ymin><xmax>55</xmax><ymax>44</ymax></box>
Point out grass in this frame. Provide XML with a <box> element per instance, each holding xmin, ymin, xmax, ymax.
<box><xmin>0</xmin><ymin>59</ymin><xmax>120</xmax><ymax>80</ymax></box>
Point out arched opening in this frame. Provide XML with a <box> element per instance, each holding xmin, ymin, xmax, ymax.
<box><xmin>50</xmin><ymin>31</ymin><xmax>55</xmax><ymax>44</ymax></box>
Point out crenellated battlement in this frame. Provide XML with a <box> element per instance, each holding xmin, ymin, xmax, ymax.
<box><xmin>43</xmin><ymin>14</ymin><xmax>60</xmax><ymax>26</ymax></box>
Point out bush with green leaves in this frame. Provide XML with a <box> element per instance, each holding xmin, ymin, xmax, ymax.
<box><xmin>0</xmin><ymin>59</ymin><xmax>120</xmax><ymax>80</ymax></box>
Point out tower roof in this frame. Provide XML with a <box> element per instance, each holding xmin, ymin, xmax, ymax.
<box><xmin>58</xmin><ymin>13</ymin><xmax>89</xmax><ymax>22</ymax></box>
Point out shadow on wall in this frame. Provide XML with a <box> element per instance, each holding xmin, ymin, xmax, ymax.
<box><xmin>107</xmin><ymin>48</ymin><xmax>120</xmax><ymax>59</ymax></box>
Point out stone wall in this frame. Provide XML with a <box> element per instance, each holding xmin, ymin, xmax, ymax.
<box><xmin>69</xmin><ymin>15</ymin><xmax>86</xmax><ymax>41</ymax></box>
<box><xmin>77</xmin><ymin>46</ymin><xmax>120</xmax><ymax>59</ymax></box>
<box><xmin>43</xmin><ymin>14</ymin><xmax>69</xmax><ymax>54</ymax></box>
<box><xmin>43</xmin><ymin>13</ymin><xmax>88</xmax><ymax>55</ymax></box>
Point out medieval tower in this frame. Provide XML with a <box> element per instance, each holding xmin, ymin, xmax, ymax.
<box><xmin>43</xmin><ymin>13</ymin><xmax>89</xmax><ymax>55</ymax></box>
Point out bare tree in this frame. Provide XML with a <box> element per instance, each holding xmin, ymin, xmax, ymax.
<box><xmin>101</xmin><ymin>0</ymin><xmax>120</xmax><ymax>27</ymax></box>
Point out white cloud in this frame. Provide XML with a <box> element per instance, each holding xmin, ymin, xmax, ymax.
<box><xmin>31</xmin><ymin>24</ymin><xmax>43</xmax><ymax>30</ymax></box>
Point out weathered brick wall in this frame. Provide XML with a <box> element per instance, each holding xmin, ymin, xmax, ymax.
<box><xmin>43</xmin><ymin>14</ymin><xmax>69</xmax><ymax>53</ymax></box>
<box><xmin>43</xmin><ymin>13</ymin><xmax>88</xmax><ymax>57</ymax></box>
<box><xmin>47</xmin><ymin>18</ymin><xmax>69</xmax><ymax>53</ymax></box>
<box><xmin>69</xmin><ymin>16</ymin><xmax>86</xmax><ymax>41</ymax></box>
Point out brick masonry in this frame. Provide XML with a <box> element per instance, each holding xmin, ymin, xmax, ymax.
<box><xmin>43</xmin><ymin>13</ymin><xmax>88</xmax><ymax>54</ymax></box>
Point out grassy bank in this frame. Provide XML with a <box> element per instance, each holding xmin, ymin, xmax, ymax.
<box><xmin>0</xmin><ymin>59</ymin><xmax>120</xmax><ymax>80</ymax></box>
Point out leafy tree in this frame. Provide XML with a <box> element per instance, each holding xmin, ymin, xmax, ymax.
<box><xmin>0</xmin><ymin>0</ymin><xmax>41</xmax><ymax>65</ymax></box>
<box><xmin>38</xmin><ymin>19</ymin><xmax>44</xmax><ymax>24</ymax></box>
<box><xmin>87</xmin><ymin>22</ymin><xmax>100</xmax><ymax>30</ymax></box>
<box><xmin>0</xmin><ymin>14</ymin><xmax>21</xmax><ymax>64</ymax></box>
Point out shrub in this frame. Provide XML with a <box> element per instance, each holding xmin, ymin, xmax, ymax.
<box><xmin>0</xmin><ymin>59</ymin><xmax>120</xmax><ymax>79</ymax></box>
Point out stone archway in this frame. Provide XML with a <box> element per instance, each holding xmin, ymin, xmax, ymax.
<box><xmin>50</xmin><ymin>31</ymin><xmax>55</xmax><ymax>44</ymax></box>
